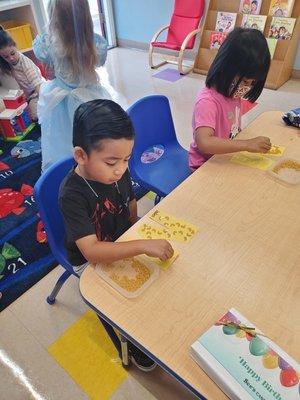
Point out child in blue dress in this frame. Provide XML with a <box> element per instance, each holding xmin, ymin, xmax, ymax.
<box><xmin>33</xmin><ymin>0</ymin><xmax>111</xmax><ymax>171</ymax></box>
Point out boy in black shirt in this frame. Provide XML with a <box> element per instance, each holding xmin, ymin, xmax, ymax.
<box><xmin>59</xmin><ymin>99</ymin><xmax>174</xmax><ymax>371</ymax></box>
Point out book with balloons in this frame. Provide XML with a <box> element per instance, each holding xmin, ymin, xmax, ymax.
<box><xmin>190</xmin><ymin>308</ymin><xmax>299</xmax><ymax>400</ymax></box>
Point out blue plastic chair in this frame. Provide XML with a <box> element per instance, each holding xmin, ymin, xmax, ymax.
<box><xmin>34</xmin><ymin>156</ymin><xmax>134</xmax><ymax>366</ymax></box>
<box><xmin>127</xmin><ymin>95</ymin><xmax>191</xmax><ymax>203</ymax></box>
<box><xmin>34</xmin><ymin>156</ymin><xmax>77</xmax><ymax>304</ymax></box>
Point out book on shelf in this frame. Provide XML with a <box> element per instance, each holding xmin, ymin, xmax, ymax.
<box><xmin>209</xmin><ymin>32</ymin><xmax>227</xmax><ymax>50</ymax></box>
<box><xmin>266</xmin><ymin>38</ymin><xmax>278</xmax><ymax>59</ymax></box>
<box><xmin>268</xmin><ymin>0</ymin><xmax>295</xmax><ymax>18</ymax></box>
<box><xmin>190</xmin><ymin>308</ymin><xmax>299</xmax><ymax>400</ymax></box>
<box><xmin>241</xmin><ymin>15</ymin><xmax>267</xmax><ymax>32</ymax></box>
<box><xmin>215</xmin><ymin>12</ymin><xmax>237</xmax><ymax>33</ymax></box>
<box><xmin>239</xmin><ymin>0</ymin><xmax>262</xmax><ymax>15</ymax></box>
<box><xmin>269</xmin><ymin>17</ymin><xmax>296</xmax><ymax>39</ymax></box>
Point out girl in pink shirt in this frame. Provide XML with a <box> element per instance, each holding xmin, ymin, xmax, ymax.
<box><xmin>189</xmin><ymin>28</ymin><xmax>271</xmax><ymax>171</ymax></box>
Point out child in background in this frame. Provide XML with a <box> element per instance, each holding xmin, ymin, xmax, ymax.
<box><xmin>33</xmin><ymin>0</ymin><xmax>110</xmax><ymax>171</ymax></box>
<box><xmin>59</xmin><ymin>99</ymin><xmax>174</xmax><ymax>371</ymax></box>
<box><xmin>0</xmin><ymin>27</ymin><xmax>43</xmax><ymax>121</ymax></box>
<box><xmin>189</xmin><ymin>28</ymin><xmax>271</xmax><ymax>171</ymax></box>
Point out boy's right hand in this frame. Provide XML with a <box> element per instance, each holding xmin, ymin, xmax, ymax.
<box><xmin>246</xmin><ymin>136</ymin><xmax>271</xmax><ymax>153</ymax></box>
<box><xmin>142</xmin><ymin>239</ymin><xmax>174</xmax><ymax>261</ymax></box>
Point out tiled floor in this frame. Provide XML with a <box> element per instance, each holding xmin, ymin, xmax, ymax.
<box><xmin>1</xmin><ymin>47</ymin><xmax>299</xmax><ymax>400</ymax></box>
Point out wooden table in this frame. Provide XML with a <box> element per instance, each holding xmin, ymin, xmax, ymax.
<box><xmin>80</xmin><ymin>111</ymin><xmax>300</xmax><ymax>399</ymax></box>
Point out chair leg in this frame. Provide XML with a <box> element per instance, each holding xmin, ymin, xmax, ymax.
<box><xmin>149</xmin><ymin>44</ymin><xmax>168</xmax><ymax>69</ymax></box>
<box><xmin>154</xmin><ymin>195</ymin><xmax>162</xmax><ymax>205</ymax></box>
<box><xmin>178</xmin><ymin>48</ymin><xmax>193</xmax><ymax>75</ymax></box>
<box><xmin>46</xmin><ymin>270</ymin><xmax>72</xmax><ymax>304</ymax></box>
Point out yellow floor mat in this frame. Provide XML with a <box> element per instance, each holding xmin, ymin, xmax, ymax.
<box><xmin>48</xmin><ymin>310</ymin><xmax>127</xmax><ymax>399</ymax></box>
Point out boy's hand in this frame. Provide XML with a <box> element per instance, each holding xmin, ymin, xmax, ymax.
<box><xmin>142</xmin><ymin>239</ymin><xmax>174</xmax><ymax>261</ymax></box>
<box><xmin>246</xmin><ymin>136</ymin><xmax>271</xmax><ymax>153</ymax></box>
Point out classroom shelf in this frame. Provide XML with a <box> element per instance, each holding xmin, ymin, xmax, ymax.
<box><xmin>0</xmin><ymin>0</ymin><xmax>30</xmax><ymax>12</ymax></box>
<box><xmin>194</xmin><ymin>0</ymin><xmax>300</xmax><ymax>90</ymax></box>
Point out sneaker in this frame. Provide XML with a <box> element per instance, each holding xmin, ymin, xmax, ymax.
<box><xmin>128</xmin><ymin>343</ymin><xmax>157</xmax><ymax>372</ymax></box>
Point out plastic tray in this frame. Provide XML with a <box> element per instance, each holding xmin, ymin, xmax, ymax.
<box><xmin>267</xmin><ymin>158</ymin><xmax>300</xmax><ymax>185</ymax></box>
<box><xmin>95</xmin><ymin>256</ymin><xmax>159</xmax><ymax>298</ymax></box>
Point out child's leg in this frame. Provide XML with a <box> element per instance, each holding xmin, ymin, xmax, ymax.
<box><xmin>96</xmin><ymin>315</ymin><xmax>122</xmax><ymax>359</ymax></box>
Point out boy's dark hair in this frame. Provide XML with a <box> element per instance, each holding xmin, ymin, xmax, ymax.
<box><xmin>0</xmin><ymin>27</ymin><xmax>16</xmax><ymax>75</ymax></box>
<box><xmin>206</xmin><ymin>28</ymin><xmax>270</xmax><ymax>102</ymax></box>
<box><xmin>73</xmin><ymin>99</ymin><xmax>134</xmax><ymax>154</ymax></box>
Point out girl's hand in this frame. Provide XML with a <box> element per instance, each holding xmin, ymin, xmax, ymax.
<box><xmin>246</xmin><ymin>136</ymin><xmax>271</xmax><ymax>153</ymax></box>
<box><xmin>142</xmin><ymin>239</ymin><xmax>174</xmax><ymax>261</ymax></box>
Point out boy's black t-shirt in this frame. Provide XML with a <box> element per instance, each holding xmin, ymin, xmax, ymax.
<box><xmin>59</xmin><ymin>169</ymin><xmax>134</xmax><ymax>266</ymax></box>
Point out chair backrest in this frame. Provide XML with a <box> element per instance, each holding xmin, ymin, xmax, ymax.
<box><xmin>167</xmin><ymin>0</ymin><xmax>205</xmax><ymax>49</ymax></box>
<box><xmin>127</xmin><ymin>95</ymin><xmax>179</xmax><ymax>173</ymax></box>
<box><xmin>34</xmin><ymin>156</ymin><xmax>75</xmax><ymax>271</ymax></box>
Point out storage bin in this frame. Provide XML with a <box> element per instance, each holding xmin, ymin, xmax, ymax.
<box><xmin>0</xmin><ymin>20</ymin><xmax>33</xmax><ymax>50</ymax></box>
<box><xmin>3</xmin><ymin>90</ymin><xmax>26</xmax><ymax>109</ymax></box>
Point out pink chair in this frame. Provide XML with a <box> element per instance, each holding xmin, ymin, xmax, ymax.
<box><xmin>149</xmin><ymin>0</ymin><xmax>205</xmax><ymax>74</ymax></box>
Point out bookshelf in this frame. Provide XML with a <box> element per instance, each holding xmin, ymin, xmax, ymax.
<box><xmin>193</xmin><ymin>0</ymin><xmax>300</xmax><ymax>89</ymax></box>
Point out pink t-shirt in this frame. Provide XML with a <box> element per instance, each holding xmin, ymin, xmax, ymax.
<box><xmin>189</xmin><ymin>87</ymin><xmax>241</xmax><ymax>170</ymax></box>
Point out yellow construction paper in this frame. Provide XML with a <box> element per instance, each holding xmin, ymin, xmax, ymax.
<box><xmin>243</xmin><ymin>144</ymin><xmax>285</xmax><ymax>157</ymax></box>
<box><xmin>150</xmin><ymin>249</ymin><xmax>179</xmax><ymax>270</ymax></box>
<box><xmin>231</xmin><ymin>153</ymin><xmax>273</xmax><ymax>170</ymax></box>
<box><xmin>266</xmin><ymin>145</ymin><xmax>285</xmax><ymax>157</ymax></box>
<box><xmin>138</xmin><ymin>223</ymin><xmax>172</xmax><ymax>240</ymax></box>
<box><xmin>149</xmin><ymin>210</ymin><xmax>199</xmax><ymax>242</ymax></box>
<box><xmin>138</xmin><ymin>221</ymin><xmax>197</xmax><ymax>242</ymax></box>
<box><xmin>48</xmin><ymin>311</ymin><xmax>127</xmax><ymax>400</ymax></box>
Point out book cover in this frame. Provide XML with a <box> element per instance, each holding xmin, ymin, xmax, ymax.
<box><xmin>266</xmin><ymin>38</ymin><xmax>278</xmax><ymax>59</ymax></box>
<box><xmin>268</xmin><ymin>0</ymin><xmax>295</xmax><ymax>17</ymax></box>
<box><xmin>239</xmin><ymin>0</ymin><xmax>262</xmax><ymax>15</ymax></box>
<box><xmin>241</xmin><ymin>15</ymin><xmax>267</xmax><ymax>32</ymax></box>
<box><xmin>215</xmin><ymin>12</ymin><xmax>237</xmax><ymax>33</ymax></box>
<box><xmin>269</xmin><ymin>17</ymin><xmax>296</xmax><ymax>39</ymax></box>
<box><xmin>209</xmin><ymin>32</ymin><xmax>227</xmax><ymax>49</ymax></box>
<box><xmin>190</xmin><ymin>309</ymin><xmax>299</xmax><ymax>400</ymax></box>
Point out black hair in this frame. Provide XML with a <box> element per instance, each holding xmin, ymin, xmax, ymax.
<box><xmin>0</xmin><ymin>27</ymin><xmax>16</xmax><ymax>75</ymax></box>
<box><xmin>206</xmin><ymin>28</ymin><xmax>270</xmax><ymax>102</ymax></box>
<box><xmin>73</xmin><ymin>99</ymin><xmax>134</xmax><ymax>155</ymax></box>
<box><xmin>251</xmin><ymin>1</ymin><xmax>258</xmax><ymax>6</ymax></box>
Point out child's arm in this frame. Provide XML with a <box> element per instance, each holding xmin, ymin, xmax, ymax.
<box><xmin>129</xmin><ymin>199</ymin><xmax>138</xmax><ymax>225</ymax></box>
<box><xmin>33</xmin><ymin>33</ymin><xmax>52</xmax><ymax>66</ymax></box>
<box><xmin>195</xmin><ymin>127</ymin><xmax>271</xmax><ymax>155</ymax></box>
<box><xmin>76</xmin><ymin>235</ymin><xmax>174</xmax><ymax>265</ymax></box>
<box><xmin>94</xmin><ymin>33</ymin><xmax>108</xmax><ymax>67</ymax></box>
<box><xmin>34</xmin><ymin>83</ymin><xmax>41</xmax><ymax>94</ymax></box>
